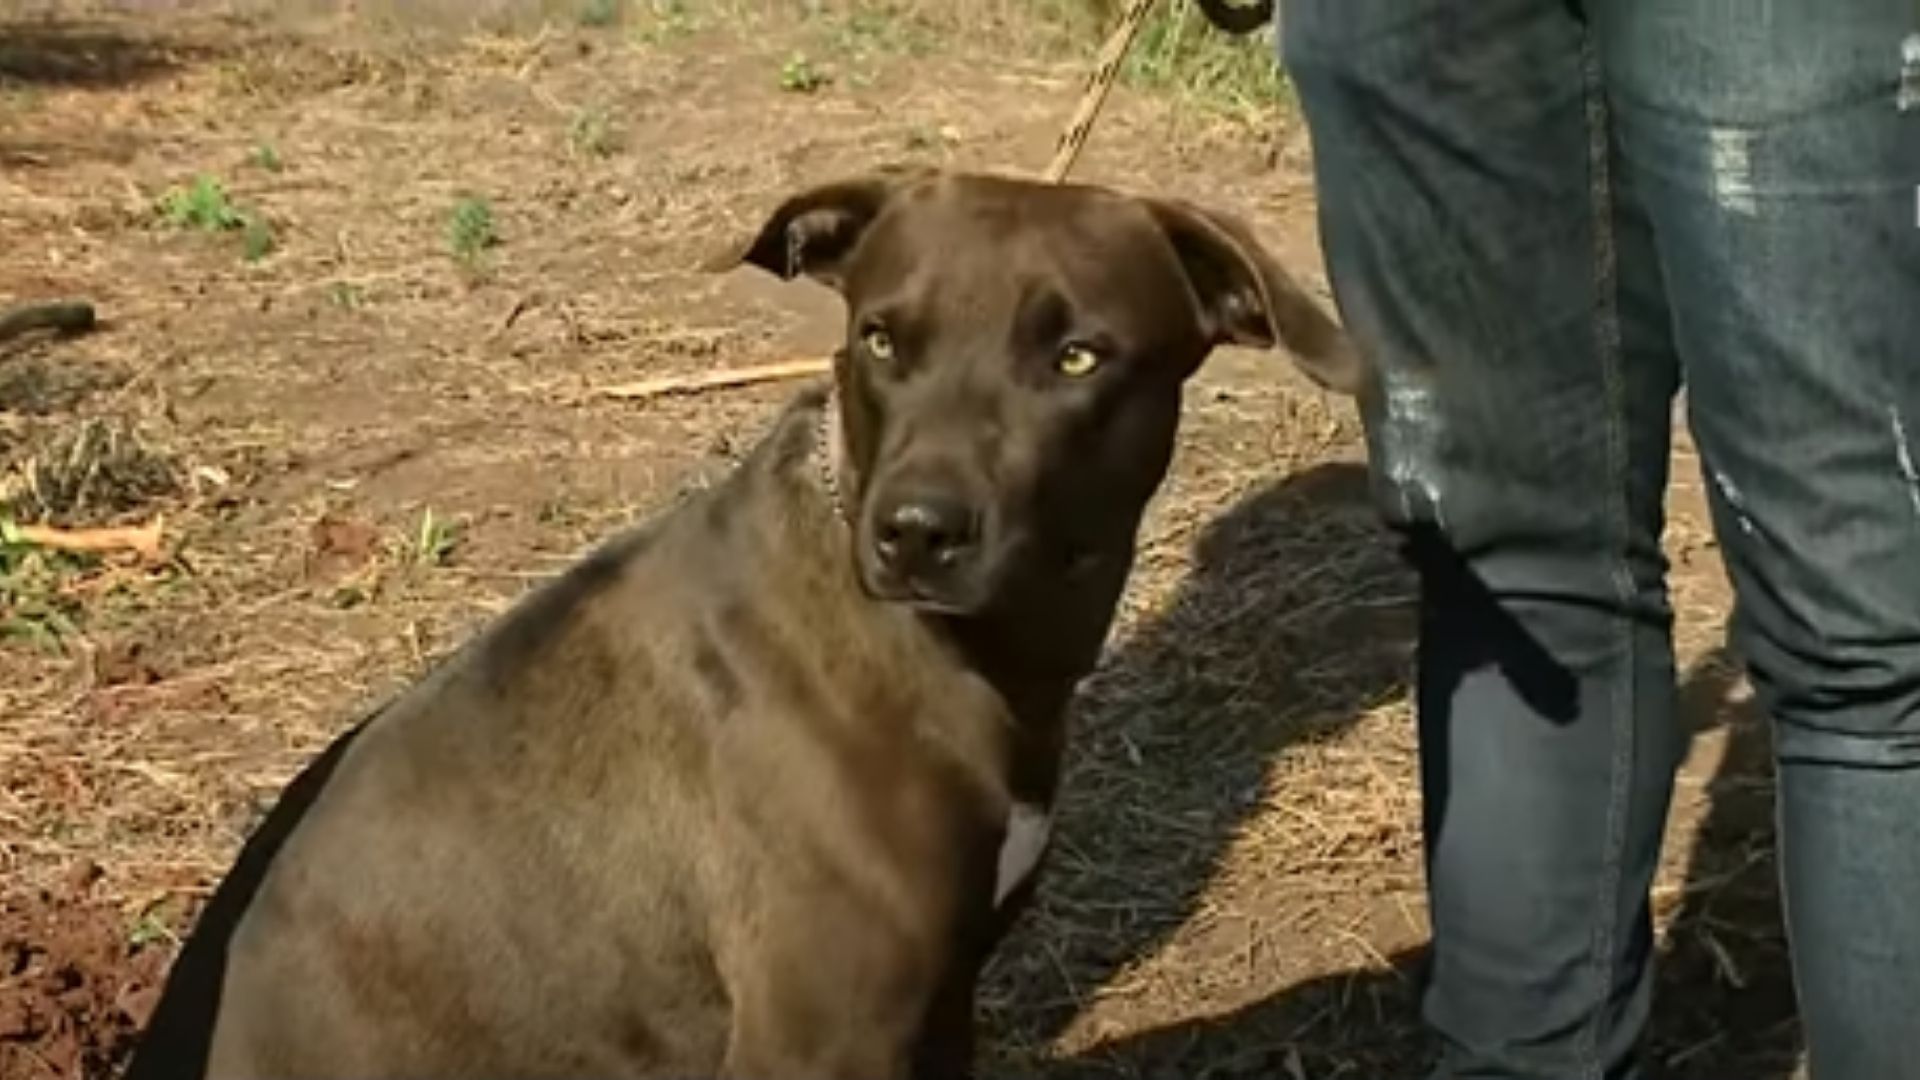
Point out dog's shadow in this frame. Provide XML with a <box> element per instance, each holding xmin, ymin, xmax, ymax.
<box><xmin>978</xmin><ymin>460</ymin><xmax>1423</xmax><ymax>1077</ymax></box>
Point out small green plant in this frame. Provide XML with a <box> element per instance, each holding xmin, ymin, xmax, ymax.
<box><xmin>158</xmin><ymin>174</ymin><xmax>246</xmax><ymax>232</ymax></box>
<box><xmin>330</xmin><ymin>582</ymin><xmax>370</xmax><ymax>609</ymax></box>
<box><xmin>242</xmin><ymin>217</ymin><xmax>276</xmax><ymax>263</ymax></box>
<box><xmin>250</xmin><ymin>142</ymin><xmax>283</xmax><ymax>172</ymax></box>
<box><xmin>128</xmin><ymin>910</ymin><xmax>178</xmax><ymax>948</ymax></box>
<box><xmin>633</xmin><ymin>0</ymin><xmax>697</xmax><ymax>43</ymax></box>
<box><xmin>778</xmin><ymin>52</ymin><xmax>828</xmax><ymax>93</ymax></box>
<box><xmin>447</xmin><ymin>196</ymin><xmax>499</xmax><ymax>265</ymax></box>
<box><xmin>157</xmin><ymin>173</ymin><xmax>278</xmax><ymax>262</ymax></box>
<box><xmin>568</xmin><ymin>106</ymin><xmax>620</xmax><ymax>159</ymax></box>
<box><xmin>534</xmin><ymin>498</ymin><xmax>571</xmax><ymax>526</ymax></box>
<box><xmin>126</xmin><ymin>894</ymin><xmax>187</xmax><ymax>947</ymax></box>
<box><xmin>326</xmin><ymin>281</ymin><xmax>368</xmax><ymax>309</ymax></box>
<box><xmin>0</xmin><ymin>520</ymin><xmax>86</xmax><ymax>648</ymax></box>
<box><xmin>832</xmin><ymin>7</ymin><xmax>934</xmax><ymax>60</ymax></box>
<box><xmin>408</xmin><ymin>508</ymin><xmax>460</xmax><ymax>567</ymax></box>
<box><xmin>903</xmin><ymin>124</ymin><xmax>960</xmax><ymax>154</ymax></box>
<box><xmin>578</xmin><ymin>0</ymin><xmax>622</xmax><ymax>26</ymax></box>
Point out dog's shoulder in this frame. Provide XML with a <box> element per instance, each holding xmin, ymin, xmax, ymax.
<box><xmin>732</xmin><ymin>380</ymin><xmax>834</xmax><ymax>503</ymax></box>
<box><xmin>457</xmin><ymin>383</ymin><xmax>836</xmax><ymax>682</ymax></box>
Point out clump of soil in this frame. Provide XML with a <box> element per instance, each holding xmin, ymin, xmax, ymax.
<box><xmin>0</xmin><ymin>865</ymin><xmax>180</xmax><ymax>1080</ymax></box>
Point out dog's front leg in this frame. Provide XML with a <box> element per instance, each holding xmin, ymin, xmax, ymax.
<box><xmin>909</xmin><ymin>815</ymin><xmax>1053</xmax><ymax>1080</ymax></box>
<box><xmin>719</xmin><ymin>1027</ymin><xmax>911</xmax><ymax>1080</ymax></box>
<box><xmin>908</xmin><ymin>961</ymin><xmax>980</xmax><ymax>1080</ymax></box>
<box><xmin>718</xmin><ymin>977</ymin><xmax>916</xmax><ymax>1080</ymax></box>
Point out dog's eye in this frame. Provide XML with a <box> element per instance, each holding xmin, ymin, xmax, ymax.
<box><xmin>1055</xmin><ymin>343</ymin><xmax>1102</xmax><ymax>378</ymax></box>
<box><xmin>861</xmin><ymin>327</ymin><xmax>895</xmax><ymax>363</ymax></box>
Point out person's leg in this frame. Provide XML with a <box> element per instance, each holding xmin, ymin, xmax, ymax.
<box><xmin>1281</xmin><ymin>4</ymin><xmax>1688</xmax><ymax>1076</ymax></box>
<box><xmin>1597</xmin><ymin>5</ymin><xmax>1920</xmax><ymax>1076</ymax></box>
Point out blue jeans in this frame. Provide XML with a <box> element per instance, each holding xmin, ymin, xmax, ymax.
<box><xmin>1278</xmin><ymin>2</ymin><xmax>1920</xmax><ymax>1077</ymax></box>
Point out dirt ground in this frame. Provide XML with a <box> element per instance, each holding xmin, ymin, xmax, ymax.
<box><xmin>1</xmin><ymin>2</ymin><xmax>1798</xmax><ymax>1077</ymax></box>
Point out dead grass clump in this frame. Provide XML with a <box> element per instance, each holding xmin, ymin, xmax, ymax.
<box><xmin>0</xmin><ymin>361</ymin><xmax>114</xmax><ymax>420</ymax></box>
<box><xmin>1</xmin><ymin>418</ymin><xmax>183</xmax><ymax>529</ymax></box>
<box><xmin>0</xmin><ymin>418</ymin><xmax>181</xmax><ymax>645</ymax></box>
<box><xmin>207</xmin><ymin>35</ymin><xmax>421</xmax><ymax>100</ymax></box>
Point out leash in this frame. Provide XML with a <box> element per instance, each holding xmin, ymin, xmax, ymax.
<box><xmin>1042</xmin><ymin>0</ymin><xmax>1163</xmax><ymax>183</ymax></box>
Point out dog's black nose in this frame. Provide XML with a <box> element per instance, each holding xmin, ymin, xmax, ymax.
<box><xmin>873</xmin><ymin>495</ymin><xmax>980</xmax><ymax>578</ymax></box>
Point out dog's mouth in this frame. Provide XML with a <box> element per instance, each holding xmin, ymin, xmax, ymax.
<box><xmin>856</xmin><ymin>558</ymin><xmax>999</xmax><ymax>616</ymax></box>
<box><xmin>867</xmin><ymin>584</ymin><xmax>982</xmax><ymax>616</ymax></box>
<box><xmin>859</xmin><ymin>535</ymin><xmax>1104</xmax><ymax>616</ymax></box>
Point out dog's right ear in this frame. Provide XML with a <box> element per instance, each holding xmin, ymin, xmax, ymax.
<box><xmin>703</xmin><ymin>167</ymin><xmax>931</xmax><ymax>290</ymax></box>
<box><xmin>1143</xmin><ymin>195</ymin><xmax>1370</xmax><ymax>397</ymax></box>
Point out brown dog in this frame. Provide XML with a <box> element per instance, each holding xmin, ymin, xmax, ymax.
<box><xmin>125</xmin><ymin>168</ymin><xmax>1364</xmax><ymax>1080</ymax></box>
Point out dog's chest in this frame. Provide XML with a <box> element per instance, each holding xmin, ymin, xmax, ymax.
<box><xmin>993</xmin><ymin>801</ymin><xmax>1053</xmax><ymax>908</ymax></box>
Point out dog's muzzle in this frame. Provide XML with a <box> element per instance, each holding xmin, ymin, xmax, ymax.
<box><xmin>862</xmin><ymin>490</ymin><xmax>988</xmax><ymax>612</ymax></box>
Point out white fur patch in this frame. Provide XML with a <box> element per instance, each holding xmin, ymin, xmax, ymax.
<box><xmin>993</xmin><ymin>802</ymin><xmax>1052</xmax><ymax>908</ymax></box>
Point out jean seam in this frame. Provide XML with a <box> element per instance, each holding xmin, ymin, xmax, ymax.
<box><xmin>1580</xmin><ymin>29</ymin><xmax>1637</xmax><ymax>1080</ymax></box>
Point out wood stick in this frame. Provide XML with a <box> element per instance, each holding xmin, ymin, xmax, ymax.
<box><xmin>8</xmin><ymin>516</ymin><xmax>165</xmax><ymax>561</ymax></box>
<box><xmin>590</xmin><ymin>359</ymin><xmax>831</xmax><ymax>402</ymax></box>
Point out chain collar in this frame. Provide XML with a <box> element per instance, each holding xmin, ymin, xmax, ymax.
<box><xmin>814</xmin><ymin>385</ymin><xmax>850</xmax><ymax>527</ymax></box>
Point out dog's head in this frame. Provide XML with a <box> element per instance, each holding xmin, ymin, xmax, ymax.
<box><xmin>715</xmin><ymin>169</ymin><xmax>1366</xmax><ymax>616</ymax></box>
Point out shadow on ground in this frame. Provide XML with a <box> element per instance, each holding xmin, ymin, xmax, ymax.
<box><xmin>985</xmin><ymin>458</ymin><xmax>1800</xmax><ymax>1078</ymax></box>
<box><xmin>0</xmin><ymin>17</ymin><xmax>223</xmax><ymax>169</ymax></box>
<box><xmin>0</xmin><ymin>18</ymin><xmax>218</xmax><ymax>89</ymax></box>
<box><xmin>981</xmin><ymin>461</ymin><xmax>1422</xmax><ymax>1077</ymax></box>
<box><xmin>1651</xmin><ymin>646</ymin><xmax>1799</xmax><ymax>1077</ymax></box>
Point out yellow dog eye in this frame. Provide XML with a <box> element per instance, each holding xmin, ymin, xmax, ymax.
<box><xmin>1056</xmin><ymin>343</ymin><xmax>1101</xmax><ymax>377</ymax></box>
<box><xmin>862</xmin><ymin>327</ymin><xmax>894</xmax><ymax>362</ymax></box>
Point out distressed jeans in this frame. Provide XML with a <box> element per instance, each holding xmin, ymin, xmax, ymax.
<box><xmin>1278</xmin><ymin>2</ymin><xmax>1920</xmax><ymax>1078</ymax></box>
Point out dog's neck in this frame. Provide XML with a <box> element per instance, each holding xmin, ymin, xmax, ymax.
<box><xmin>805</xmin><ymin>380</ymin><xmax>1123</xmax><ymax>718</ymax></box>
<box><xmin>794</xmin><ymin>383</ymin><xmax>1116</xmax><ymax>804</ymax></box>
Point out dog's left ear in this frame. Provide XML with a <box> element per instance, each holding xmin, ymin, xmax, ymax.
<box><xmin>705</xmin><ymin>166</ymin><xmax>933</xmax><ymax>290</ymax></box>
<box><xmin>1144</xmin><ymin>196</ymin><xmax>1369</xmax><ymax>397</ymax></box>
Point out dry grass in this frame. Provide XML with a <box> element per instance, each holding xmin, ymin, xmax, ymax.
<box><xmin>0</xmin><ymin>3</ymin><xmax>1797</xmax><ymax>1078</ymax></box>
<box><xmin>1</xmin><ymin>418</ymin><xmax>183</xmax><ymax>528</ymax></box>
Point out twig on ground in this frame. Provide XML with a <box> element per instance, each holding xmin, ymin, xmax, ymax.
<box><xmin>7</xmin><ymin>516</ymin><xmax>166</xmax><ymax>561</ymax></box>
<box><xmin>590</xmin><ymin>358</ymin><xmax>830</xmax><ymax>402</ymax></box>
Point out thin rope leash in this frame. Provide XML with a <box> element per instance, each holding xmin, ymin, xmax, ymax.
<box><xmin>1043</xmin><ymin>0</ymin><xmax>1162</xmax><ymax>183</ymax></box>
